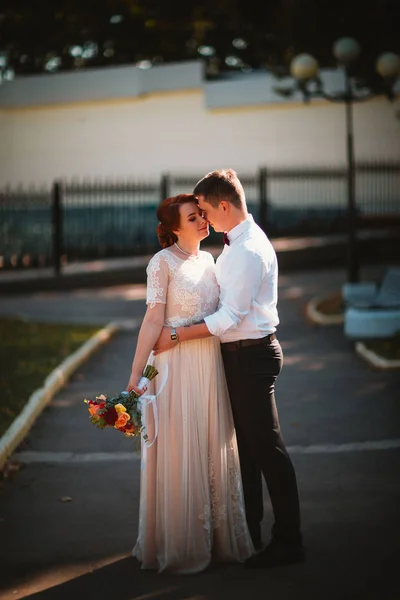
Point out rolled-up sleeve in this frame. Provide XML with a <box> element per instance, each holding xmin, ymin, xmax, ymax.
<box><xmin>204</xmin><ymin>308</ymin><xmax>236</xmax><ymax>337</ymax></box>
<box><xmin>204</xmin><ymin>250</ymin><xmax>263</xmax><ymax>337</ymax></box>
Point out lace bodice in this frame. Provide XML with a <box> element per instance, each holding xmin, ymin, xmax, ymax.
<box><xmin>146</xmin><ymin>248</ymin><xmax>219</xmax><ymax>327</ymax></box>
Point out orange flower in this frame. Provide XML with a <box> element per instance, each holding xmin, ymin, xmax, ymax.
<box><xmin>115</xmin><ymin>412</ymin><xmax>131</xmax><ymax>429</ymax></box>
<box><xmin>88</xmin><ymin>404</ymin><xmax>101</xmax><ymax>416</ymax></box>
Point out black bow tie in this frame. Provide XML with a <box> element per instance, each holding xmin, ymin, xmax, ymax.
<box><xmin>223</xmin><ymin>232</ymin><xmax>230</xmax><ymax>246</ymax></box>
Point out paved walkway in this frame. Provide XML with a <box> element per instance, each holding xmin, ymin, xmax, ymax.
<box><xmin>0</xmin><ymin>267</ymin><xmax>399</xmax><ymax>599</ymax></box>
<box><xmin>1</xmin><ymin>228</ymin><xmax>398</xmax><ymax>293</ymax></box>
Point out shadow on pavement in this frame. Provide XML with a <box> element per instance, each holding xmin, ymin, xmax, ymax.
<box><xmin>8</xmin><ymin>552</ymin><xmax>400</xmax><ymax>600</ymax></box>
<box><xmin>2</xmin><ymin>556</ymin><xmax>272</xmax><ymax>600</ymax></box>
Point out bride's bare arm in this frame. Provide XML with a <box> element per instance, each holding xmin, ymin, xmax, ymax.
<box><xmin>153</xmin><ymin>321</ymin><xmax>211</xmax><ymax>355</ymax></box>
<box><xmin>127</xmin><ymin>303</ymin><xmax>166</xmax><ymax>392</ymax></box>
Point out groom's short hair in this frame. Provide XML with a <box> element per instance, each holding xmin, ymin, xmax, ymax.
<box><xmin>193</xmin><ymin>168</ymin><xmax>245</xmax><ymax>209</ymax></box>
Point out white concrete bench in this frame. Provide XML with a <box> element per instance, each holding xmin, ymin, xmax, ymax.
<box><xmin>343</xmin><ymin>268</ymin><xmax>400</xmax><ymax>339</ymax></box>
<box><xmin>343</xmin><ymin>268</ymin><xmax>400</xmax><ymax>309</ymax></box>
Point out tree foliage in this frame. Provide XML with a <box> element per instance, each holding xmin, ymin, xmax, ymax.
<box><xmin>0</xmin><ymin>0</ymin><xmax>398</xmax><ymax>79</ymax></box>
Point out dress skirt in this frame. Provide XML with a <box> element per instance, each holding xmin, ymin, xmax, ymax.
<box><xmin>132</xmin><ymin>336</ymin><xmax>254</xmax><ymax>574</ymax></box>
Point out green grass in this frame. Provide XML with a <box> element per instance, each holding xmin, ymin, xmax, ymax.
<box><xmin>0</xmin><ymin>318</ymin><xmax>99</xmax><ymax>437</ymax></box>
<box><xmin>364</xmin><ymin>336</ymin><xmax>400</xmax><ymax>361</ymax></box>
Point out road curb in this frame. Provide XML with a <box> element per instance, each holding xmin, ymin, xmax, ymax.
<box><xmin>355</xmin><ymin>342</ymin><xmax>400</xmax><ymax>370</ymax></box>
<box><xmin>0</xmin><ymin>322</ymin><xmax>120</xmax><ymax>471</ymax></box>
<box><xmin>306</xmin><ymin>294</ymin><xmax>344</xmax><ymax>325</ymax></box>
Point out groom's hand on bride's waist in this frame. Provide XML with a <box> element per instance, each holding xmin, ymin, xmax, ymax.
<box><xmin>153</xmin><ymin>327</ymin><xmax>177</xmax><ymax>355</ymax></box>
<box><xmin>153</xmin><ymin>322</ymin><xmax>210</xmax><ymax>354</ymax></box>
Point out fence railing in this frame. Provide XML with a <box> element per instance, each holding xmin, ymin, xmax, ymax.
<box><xmin>1</xmin><ymin>162</ymin><xmax>399</xmax><ymax>272</ymax></box>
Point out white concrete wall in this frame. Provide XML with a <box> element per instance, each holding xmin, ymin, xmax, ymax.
<box><xmin>204</xmin><ymin>68</ymin><xmax>349</xmax><ymax>108</ymax></box>
<box><xmin>0</xmin><ymin>61</ymin><xmax>204</xmax><ymax>108</ymax></box>
<box><xmin>1</xmin><ymin>89</ymin><xmax>399</xmax><ymax>188</ymax></box>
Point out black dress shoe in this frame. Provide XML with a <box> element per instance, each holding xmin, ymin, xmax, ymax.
<box><xmin>245</xmin><ymin>539</ymin><xmax>305</xmax><ymax>569</ymax></box>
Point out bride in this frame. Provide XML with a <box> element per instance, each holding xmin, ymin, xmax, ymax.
<box><xmin>126</xmin><ymin>193</ymin><xmax>254</xmax><ymax>574</ymax></box>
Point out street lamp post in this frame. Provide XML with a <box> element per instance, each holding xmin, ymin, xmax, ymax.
<box><xmin>334</xmin><ymin>38</ymin><xmax>361</xmax><ymax>284</ymax></box>
<box><xmin>283</xmin><ymin>38</ymin><xmax>400</xmax><ymax>283</ymax></box>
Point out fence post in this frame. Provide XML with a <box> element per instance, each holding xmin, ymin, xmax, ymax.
<box><xmin>52</xmin><ymin>180</ymin><xmax>63</xmax><ymax>276</ymax></box>
<box><xmin>258</xmin><ymin>167</ymin><xmax>268</xmax><ymax>233</ymax></box>
<box><xmin>160</xmin><ymin>173</ymin><xmax>170</xmax><ymax>202</ymax></box>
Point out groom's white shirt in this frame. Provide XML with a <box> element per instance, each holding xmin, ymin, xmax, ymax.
<box><xmin>204</xmin><ymin>215</ymin><xmax>279</xmax><ymax>343</ymax></box>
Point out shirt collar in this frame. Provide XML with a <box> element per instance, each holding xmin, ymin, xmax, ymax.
<box><xmin>226</xmin><ymin>214</ymin><xmax>254</xmax><ymax>245</ymax></box>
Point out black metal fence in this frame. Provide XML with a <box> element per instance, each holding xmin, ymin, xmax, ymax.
<box><xmin>0</xmin><ymin>186</ymin><xmax>53</xmax><ymax>270</ymax></box>
<box><xmin>1</xmin><ymin>162</ymin><xmax>399</xmax><ymax>271</ymax></box>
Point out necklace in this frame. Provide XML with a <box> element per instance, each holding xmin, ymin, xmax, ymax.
<box><xmin>174</xmin><ymin>242</ymin><xmax>199</xmax><ymax>258</ymax></box>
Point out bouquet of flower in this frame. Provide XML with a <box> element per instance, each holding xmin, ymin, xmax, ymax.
<box><xmin>84</xmin><ymin>365</ymin><xmax>159</xmax><ymax>439</ymax></box>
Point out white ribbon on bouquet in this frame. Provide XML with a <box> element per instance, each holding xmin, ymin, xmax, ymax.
<box><xmin>137</xmin><ymin>364</ymin><xmax>169</xmax><ymax>470</ymax></box>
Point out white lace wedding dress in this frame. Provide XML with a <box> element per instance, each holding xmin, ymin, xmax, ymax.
<box><xmin>132</xmin><ymin>247</ymin><xmax>254</xmax><ymax>574</ymax></box>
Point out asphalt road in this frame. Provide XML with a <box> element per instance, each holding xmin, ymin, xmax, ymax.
<box><xmin>0</xmin><ymin>266</ymin><xmax>399</xmax><ymax>600</ymax></box>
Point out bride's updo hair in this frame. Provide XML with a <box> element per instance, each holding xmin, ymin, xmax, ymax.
<box><xmin>156</xmin><ymin>194</ymin><xmax>196</xmax><ymax>249</ymax></box>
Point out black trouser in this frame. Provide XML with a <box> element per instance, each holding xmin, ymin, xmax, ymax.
<box><xmin>221</xmin><ymin>336</ymin><xmax>301</xmax><ymax>546</ymax></box>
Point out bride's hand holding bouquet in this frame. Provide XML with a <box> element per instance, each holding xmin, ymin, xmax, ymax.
<box><xmin>84</xmin><ymin>365</ymin><xmax>159</xmax><ymax>438</ymax></box>
<box><xmin>126</xmin><ymin>369</ymin><xmax>149</xmax><ymax>396</ymax></box>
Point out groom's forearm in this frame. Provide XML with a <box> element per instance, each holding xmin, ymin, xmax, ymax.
<box><xmin>176</xmin><ymin>322</ymin><xmax>212</xmax><ymax>342</ymax></box>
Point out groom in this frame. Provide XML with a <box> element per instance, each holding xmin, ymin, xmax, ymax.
<box><xmin>153</xmin><ymin>168</ymin><xmax>304</xmax><ymax>568</ymax></box>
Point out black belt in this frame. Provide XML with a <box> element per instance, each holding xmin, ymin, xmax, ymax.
<box><xmin>222</xmin><ymin>333</ymin><xmax>276</xmax><ymax>352</ymax></box>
